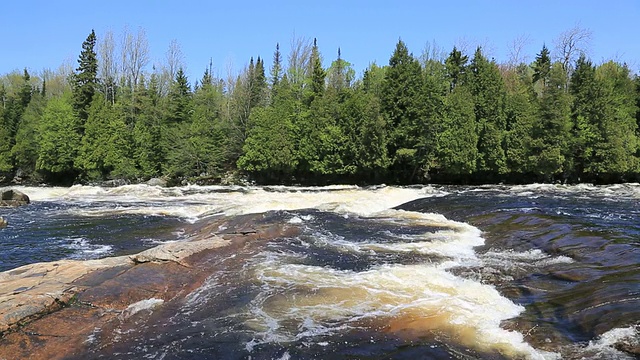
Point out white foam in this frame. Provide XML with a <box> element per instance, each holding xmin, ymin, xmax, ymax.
<box><xmin>65</xmin><ymin>237</ymin><xmax>113</xmax><ymax>259</ymax></box>
<box><xmin>579</xmin><ymin>325</ymin><xmax>639</xmax><ymax>359</ymax></box>
<box><xmin>121</xmin><ymin>298</ymin><xmax>164</xmax><ymax>319</ymax></box>
<box><xmin>249</xmin><ymin>259</ymin><xmax>556</xmax><ymax>359</ymax></box>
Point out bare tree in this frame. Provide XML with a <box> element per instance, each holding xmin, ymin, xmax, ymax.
<box><xmin>554</xmin><ymin>25</ymin><xmax>592</xmax><ymax>75</ymax></box>
<box><xmin>165</xmin><ymin>39</ymin><xmax>184</xmax><ymax>81</ymax></box>
<box><xmin>507</xmin><ymin>34</ymin><xmax>532</xmax><ymax>68</ymax></box>
<box><xmin>98</xmin><ymin>30</ymin><xmax>118</xmax><ymax>104</ymax></box>
<box><xmin>420</xmin><ymin>39</ymin><xmax>447</xmax><ymax>65</ymax></box>
<box><xmin>121</xmin><ymin>26</ymin><xmax>150</xmax><ymax>90</ymax></box>
<box><xmin>287</xmin><ymin>34</ymin><xmax>312</xmax><ymax>86</ymax></box>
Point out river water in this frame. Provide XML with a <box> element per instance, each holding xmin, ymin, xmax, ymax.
<box><xmin>0</xmin><ymin>184</ymin><xmax>638</xmax><ymax>359</ymax></box>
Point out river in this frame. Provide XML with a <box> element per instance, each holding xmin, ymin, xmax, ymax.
<box><xmin>0</xmin><ymin>184</ymin><xmax>638</xmax><ymax>359</ymax></box>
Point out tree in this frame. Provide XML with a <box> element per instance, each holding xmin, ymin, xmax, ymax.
<box><xmin>327</xmin><ymin>48</ymin><xmax>355</xmax><ymax>93</ymax></box>
<box><xmin>444</xmin><ymin>46</ymin><xmax>468</xmax><ymax>92</ymax></box>
<box><xmin>554</xmin><ymin>25</ymin><xmax>592</xmax><ymax>81</ymax></box>
<box><xmin>590</xmin><ymin>61</ymin><xmax>638</xmax><ymax>181</ymax></box>
<box><xmin>132</xmin><ymin>74</ymin><xmax>164</xmax><ymax>178</ymax></box>
<box><xmin>532</xmin><ymin>44</ymin><xmax>551</xmax><ymax>89</ymax></box>
<box><xmin>238</xmin><ymin>77</ymin><xmax>299</xmax><ymax>183</ymax></box>
<box><xmin>307</xmin><ymin>38</ymin><xmax>326</xmax><ymax>105</ymax></box>
<box><xmin>36</xmin><ymin>94</ymin><xmax>81</xmax><ymax>183</ymax></box>
<box><xmin>381</xmin><ymin>40</ymin><xmax>427</xmax><ymax>182</ymax></box>
<box><xmin>270</xmin><ymin>43</ymin><xmax>283</xmax><ymax>90</ymax></box>
<box><xmin>469</xmin><ymin>47</ymin><xmax>508</xmax><ymax>179</ymax></box>
<box><xmin>72</xmin><ymin>29</ymin><xmax>98</xmax><ymax>125</ymax></box>
<box><xmin>165</xmin><ymin>68</ymin><xmax>192</xmax><ymax>124</ymax></box>
<box><xmin>434</xmin><ymin>85</ymin><xmax>477</xmax><ymax>181</ymax></box>
<box><xmin>98</xmin><ymin>30</ymin><xmax>118</xmax><ymax>105</ymax></box>
<box><xmin>530</xmin><ymin>63</ymin><xmax>572</xmax><ymax>181</ymax></box>
<box><xmin>76</xmin><ymin>93</ymin><xmax>136</xmax><ymax>180</ymax></box>
<box><xmin>121</xmin><ymin>26</ymin><xmax>149</xmax><ymax>90</ymax></box>
<box><xmin>11</xmin><ymin>91</ymin><xmax>46</xmax><ymax>176</ymax></box>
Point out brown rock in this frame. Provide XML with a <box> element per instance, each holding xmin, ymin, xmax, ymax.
<box><xmin>0</xmin><ymin>214</ymin><xmax>300</xmax><ymax>359</ymax></box>
<box><xmin>0</xmin><ymin>189</ymin><xmax>30</xmax><ymax>207</ymax></box>
<box><xmin>0</xmin><ymin>217</ymin><xmax>6</xmax><ymax>228</ymax></box>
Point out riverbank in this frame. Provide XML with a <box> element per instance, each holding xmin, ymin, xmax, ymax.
<box><xmin>0</xmin><ymin>212</ymin><xmax>300</xmax><ymax>359</ymax></box>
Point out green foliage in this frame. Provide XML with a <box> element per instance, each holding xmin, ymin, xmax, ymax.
<box><xmin>381</xmin><ymin>40</ymin><xmax>427</xmax><ymax>182</ymax></box>
<box><xmin>36</xmin><ymin>94</ymin><xmax>81</xmax><ymax>181</ymax></box>
<box><xmin>530</xmin><ymin>63</ymin><xmax>572</xmax><ymax>181</ymax></box>
<box><xmin>532</xmin><ymin>44</ymin><xmax>551</xmax><ymax>88</ymax></box>
<box><xmin>11</xmin><ymin>93</ymin><xmax>46</xmax><ymax>174</ymax></box>
<box><xmin>76</xmin><ymin>94</ymin><xmax>136</xmax><ymax>180</ymax></box>
<box><xmin>3</xmin><ymin>31</ymin><xmax>640</xmax><ymax>186</ymax></box>
<box><xmin>72</xmin><ymin>30</ymin><xmax>98</xmax><ymax>124</ymax></box>
<box><xmin>434</xmin><ymin>85</ymin><xmax>477</xmax><ymax>178</ymax></box>
<box><xmin>445</xmin><ymin>46</ymin><xmax>468</xmax><ymax>92</ymax></box>
<box><xmin>238</xmin><ymin>79</ymin><xmax>298</xmax><ymax>183</ymax></box>
<box><xmin>469</xmin><ymin>47</ymin><xmax>508</xmax><ymax>177</ymax></box>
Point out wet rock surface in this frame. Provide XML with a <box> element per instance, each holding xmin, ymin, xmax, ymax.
<box><xmin>0</xmin><ymin>189</ymin><xmax>30</xmax><ymax>207</ymax></box>
<box><xmin>0</xmin><ymin>212</ymin><xmax>300</xmax><ymax>360</ymax></box>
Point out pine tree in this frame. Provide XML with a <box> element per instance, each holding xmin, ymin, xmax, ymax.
<box><xmin>434</xmin><ymin>84</ymin><xmax>477</xmax><ymax>180</ymax></box>
<box><xmin>71</xmin><ymin>30</ymin><xmax>98</xmax><ymax>127</ymax></box>
<box><xmin>308</xmin><ymin>38</ymin><xmax>326</xmax><ymax>105</ymax></box>
<box><xmin>444</xmin><ymin>46</ymin><xmax>468</xmax><ymax>93</ymax></box>
<box><xmin>469</xmin><ymin>47</ymin><xmax>508</xmax><ymax>179</ymax></box>
<box><xmin>166</xmin><ymin>68</ymin><xmax>192</xmax><ymax>124</ymax></box>
<box><xmin>532</xmin><ymin>45</ymin><xmax>551</xmax><ymax>89</ymax></box>
<box><xmin>270</xmin><ymin>43</ymin><xmax>282</xmax><ymax>90</ymax></box>
<box><xmin>381</xmin><ymin>39</ymin><xmax>427</xmax><ymax>182</ymax></box>
<box><xmin>530</xmin><ymin>63</ymin><xmax>572</xmax><ymax>181</ymax></box>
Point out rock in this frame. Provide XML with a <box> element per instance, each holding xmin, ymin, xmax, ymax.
<box><xmin>101</xmin><ymin>179</ymin><xmax>130</xmax><ymax>187</ymax></box>
<box><xmin>0</xmin><ymin>217</ymin><xmax>6</xmax><ymax>228</ymax></box>
<box><xmin>615</xmin><ymin>340</ymin><xmax>640</xmax><ymax>356</ymax></box>
<box><xmin>0</xmin><ymin>189</ymin><xmax>30</xmax><ymax>207</ymax></box>
<box><xmin>146</xmin><ymin>177</ymin><xmax>167</xmax><ymax>187</ymax></box>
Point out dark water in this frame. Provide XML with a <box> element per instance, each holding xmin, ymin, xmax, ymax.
<box><xmin>0</xmin><ymin>200</ymin><xmax>184</xmax><ymax>271</ymax></box>
<box><xmin>0</xmin><ymin>184</ymin><xmax>639</xmax><ymax>359</ymax></box>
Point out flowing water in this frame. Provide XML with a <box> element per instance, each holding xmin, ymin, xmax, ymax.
<box><xmin>0</xmin><ymin>184</ymin><xmax>638</xmax><ymax>359</ymax></box>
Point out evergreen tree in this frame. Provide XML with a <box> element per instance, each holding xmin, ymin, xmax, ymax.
<box><xmin>530</xmin><ymin>63</ymin><xmax>572</xmax><ymax>181</ymax></box>
<box><xmin>11</xmin><ymin>91</ymin><xmax>46</xmax><ymax>176</ymax></box>
<box><xmin>532</xmin><ymin>44</ymin><xmax>551</xmax><ymax>89</ymax></box>
<box><xmin>270</xmin><ymin>43</ymin><xmax>282</xmax><ymax>90</ymax></box>
<box><xmin>71</xmin><ymin>30</ymin><xmax>98</xmax><ymax>126</ymax></box>
<box><xmin>590</xmin><ymin>61</ymin><xmax>639</xmax><ymax>181</ymax></box>
<box><xmin>36</xmin><ymin>94</ymin><xmax>81</xmax><ymax>184</ymax></box>
<box><xmin>132</xmin><ymin>74</ymin><xmax>164</xmax><ymax>178</ymax></box>
<box><xmin>308</xmin><ymin>38</ymin><xmax>326</xmax><ymax>105</ymax></box>
<box><xmin>76</xmin><ymin>93</ymin><xmax>136</xmax><ymax>180</ymax></box>
<box><xmin>469</xmin><ymin>47</ymin><xmax>508</xmax><ymax>179</ymax></box>
<box><xmin>504</xmin><ymin>67</ymin><xmax>537</xmax><ymax>179</ymax></box>
<box><xmin>381</xmin><ymin>40</ymin><xmax>427</xmax><ymax>182</ymax></box>
<box><xmin>434</xmin><ymin>85</ymin><xmax>477</xmax><ymax>180</ymax></box>
<box><xmin>238</xmin><ymin>77</ymin><xmax>299</xmax><ymax>183</ymax></box>
<box><xmin>444</xmin><ymin>46</ymin><xmax>468</xmax><ymax>92</ymax></box>
<box><xmin>166</xmin><ymin>68</ymin><xmax>192</xmax><ymax>124</ymax></box>
<box><xmin>327</xmin><ymin>48</ymin><xmax>355</xmax><ymax>92</ymax></box>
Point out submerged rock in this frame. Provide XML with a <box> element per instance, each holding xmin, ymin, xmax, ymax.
<box><xmin>0</xmin><ymin>217</ymin><xmax>6</xmax><ymax>228</ymax></box>
<box><xmin>0</xmin><ymin>189</ymin><xmax>30</xmax><ymax>207</ymax></box>
<box><xmin>146</xmin><ymin>177</ymin><xmax>168</xmax><ymax>187</ymax></box>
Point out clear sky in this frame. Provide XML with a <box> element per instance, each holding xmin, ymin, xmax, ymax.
<box><xmin>1</xmin><ymin>1</ymin><xmax>639</xmax><ymax>82</ymax></box>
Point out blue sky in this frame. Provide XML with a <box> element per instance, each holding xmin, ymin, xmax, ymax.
<box><xmin>1</xmin><ymin>1</ymin><xmax>639</xmax><ymax>82</ymax></box>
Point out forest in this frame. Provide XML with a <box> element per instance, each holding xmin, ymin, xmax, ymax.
<box><xmin>1</xmin><ymin>27</ymin><xmax>639</xmax><ymax>186</ymax></box>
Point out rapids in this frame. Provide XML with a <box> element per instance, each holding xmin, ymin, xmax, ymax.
<box><xmin>0</xmin><ymin>183</ymin><xmax>638</xmax><ymax>359</ymax></box>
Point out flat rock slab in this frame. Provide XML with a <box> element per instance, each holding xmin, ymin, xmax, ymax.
<box><xmin>0</xmin><ymin>212</ymin><xmax>299</xmax><ymax>360</ymax></box>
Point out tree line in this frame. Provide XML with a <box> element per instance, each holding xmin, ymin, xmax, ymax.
<box><xmin>1</xmin><ymin>28</ymin><xmax>639</xmax><ymax>185</ymax></box>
